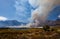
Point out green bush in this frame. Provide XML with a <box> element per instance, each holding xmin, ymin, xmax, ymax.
<box><xmin>43</xmin><ymin>25</ymin><xmax>50</xmax><ymax>31</ymax></box>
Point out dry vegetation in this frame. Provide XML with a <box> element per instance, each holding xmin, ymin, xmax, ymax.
<box><xmin>0</xmin><ymin>26</ymin><xmax>60</xmax><ymax>39</ymax></box>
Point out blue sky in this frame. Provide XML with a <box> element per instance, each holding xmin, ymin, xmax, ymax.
<box><xmin>0</xmin><ymin>0</ymin><xmax>15</xmax><ymax>20</ymax></box>
<box><xmin>48</xmin><ymin>5</ymin><xmax>60</xmax><ymax>20</ymax></box>
<box><xmin>0</xmin><ymin>0</ymin><xmax>60</xmax><ymax>23</ymax></box>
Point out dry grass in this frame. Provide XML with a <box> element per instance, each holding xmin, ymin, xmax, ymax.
<box><xmin>0</xmin><ymin>26</ymin><xmax>60</xmax><ymax>39</ymax></box>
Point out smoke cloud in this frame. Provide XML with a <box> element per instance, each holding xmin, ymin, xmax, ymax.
<box><xmin>29</xmin><ymin>0</ymin><xmax>60</xmax><ymax>27</ymax></box>
<box><xmin>13</xmin><ymin>0</ymin><xmax>60</xmax><ymax>28</ymax></box>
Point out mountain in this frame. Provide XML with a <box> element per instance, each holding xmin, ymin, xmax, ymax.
<box><xmin>0</xmin><ymin>20</ymin><xmax>27</xmax><ymax>27</ymax></box>
<box><xmin>0</xmin><ymin>18</ymin><xmax>60</xmax><ymax>28</ymax></box>
<box><xmin>30</xmin><ymin>18</ymin><xmax>60</xmax><ymax>28</ymax></box>
<box><xmin>45</xmin><ymin>18</ymin><xmax>60</xmax><ymax>26</ymax></box>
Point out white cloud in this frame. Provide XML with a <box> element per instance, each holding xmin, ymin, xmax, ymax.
<box><xmin>14</xmin><ymin>0</ymin><xmax>32</xmax><ymax>23</ymax></box>
<box><xmin>58</xmin><ymin>15</ymin><xmax>60</xmax><ymax>18</ymax></box>
<box><xmin>29</xmin><ymin>0</ymin><xmax>39</xmax><ymax>8</ymax></box>
<box><xmin>0</xmin><ymin>16</ymin><xmax>8</xmax><ymax>21</ymax></box>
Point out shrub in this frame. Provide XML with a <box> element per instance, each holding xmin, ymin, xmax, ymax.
<box><xmin>43</xmin><ymin>25</ymin><xmax>50</xmax><ymax>31</ymax></box>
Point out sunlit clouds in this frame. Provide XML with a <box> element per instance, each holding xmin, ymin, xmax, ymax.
<box><xmin>58</xmin><ymin>15</ymin><xmax>60</xmax><ymax>18</ymax></box>
<box><xmin>0</xmin><ymin>16</ymin><xmax>8</xmax><ymax>21</ymax></box>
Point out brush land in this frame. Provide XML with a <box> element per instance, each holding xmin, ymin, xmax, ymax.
<box><xmin>0</xmin><ymin>26</ymin><xmax>60</xmax><ymax>39</ymax></box>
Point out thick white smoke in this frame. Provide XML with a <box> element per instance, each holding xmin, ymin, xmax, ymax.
<box><xmin>29</xmin><ymin>0</ymin><xmax>60</xmax><ymax>27</ymax></box>
<box><xmin>13</xmin><ymin>0</ymin><xmax>60</xmax><ymax>28</ymax></box>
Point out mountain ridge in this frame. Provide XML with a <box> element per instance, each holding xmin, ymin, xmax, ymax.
<box><xmin>0</xmin><ymin>20</ymin><xmax>27</xmax><ymax>27</ymax></box>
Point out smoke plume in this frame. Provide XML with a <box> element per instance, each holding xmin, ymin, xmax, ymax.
<box><xmin>29</xmin><ymin>0</ymin><xmax>60</xmax><ymax>27</ymax></box>
<box><xmin>14</xmin><ymin>0</ymin><xmax>60</xmax><ymax>28</ymax></box>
